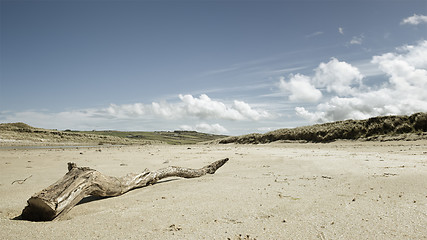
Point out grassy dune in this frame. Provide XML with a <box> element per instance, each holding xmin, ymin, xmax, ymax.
<box><xmin>219</xmin><ymin>112</ymin><xmax>427</xmax><ymax>144</ymax></box>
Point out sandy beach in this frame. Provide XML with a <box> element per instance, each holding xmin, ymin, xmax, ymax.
<box><xmin>1</xmin><ymin>141</ymin><xmax>426</xmax><ymax>239</ymax></box>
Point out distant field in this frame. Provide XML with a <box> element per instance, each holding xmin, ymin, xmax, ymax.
<box><xmin>0</xmin><ymin>123</ymin><xmax>228</xmax><ymax>146</ymax></box>
<box><xmin>76</xmin><ymin>130</ymin><xmax>228</xmax><ymax>145</ymax></box>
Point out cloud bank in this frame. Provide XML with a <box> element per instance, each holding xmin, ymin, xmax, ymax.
<box><xmin>282</xmin><ymin>40</ymin><xmax>427</xmax><ymax>123</ymax></box>
<box><xmin>148</xmin><ymin>94</ymin><xmax>270</xmax><ymax>121</ymax></box>
<box><xmin>1</xmin><ymin>94</ymin><xmax>270</xmax><ymax>134</ymax></box>
<box><xmin>177</xmin><ymin>94</ymin><xmax>270</xmax><ymax>121</ymax></box>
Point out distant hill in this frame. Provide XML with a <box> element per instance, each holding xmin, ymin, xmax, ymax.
<box><xmin>218</xmin><ymin>112</ymin><xmax>427</xmax><ymax>144</ymax></box>
<box><xmin>0</xmin><ymin>123</ymin><xmax>228</xmax><ymax>146</ymax></box>
<box><xmin>76</xmin><ymin>130</ymin><xmax>228</xmax><ymax>145</ymax></box>
<box><xmin>2</xmin><ymin>113</ymin><xmax>426</xmax><ymax>146</ymax></box>
<box><xmin>0</xmin><ymin>123</ymin><xmax>138</xmax><ymax>146</ymax></box>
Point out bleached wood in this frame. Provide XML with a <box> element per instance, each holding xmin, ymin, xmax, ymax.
<box><xmin>20</xmin><ymin>158</ymin><xmax>229</xmax><ymax>221</ymax></box>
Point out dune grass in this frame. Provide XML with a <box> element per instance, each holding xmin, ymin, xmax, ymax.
<box><xmin>2</xmin><ymin>112</ymin><xmax>426</xmax><ymax>145</ymax></box>
<box><xmin>218</xmin><ymin>112</ymin><xmax>427</xmax><ymax>144</ymax></box>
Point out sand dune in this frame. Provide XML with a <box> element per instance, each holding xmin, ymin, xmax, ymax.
<box><xmin>1</xmin><ymin>141</ymin><xmax>426</xmax><ymax>239</ymax></box>
<box><xmin>219</xmin><ymin>112</ymin><xmax>427</xmax><ymax>144</ymax></box>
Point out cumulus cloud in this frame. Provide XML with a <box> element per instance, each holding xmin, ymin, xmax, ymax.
<box><xmin>295</xmin><ymin>96</ymin><xmax>384</xmax><ymax>123</ymax></box>
<box><xmin>178</xmin><ymin>94</ymin><xmax>241</xmax><ymax>120</ymax></box>
<box><xmin>313</xmin><ymin>57</ymin><xmax>364</xmax><ymax>96</ymax></box>
<box><xmin>401</xmin><ymin>14</ymin><xmax>427</xmax><ymax>25</ymax></box>
<box><xmin>180</xmin><ymin>123</ymin><xmax>228</xmax><ymax>134</ymax></box>
<box><xmin>279</xmin><ymin>58</ymin><xmax>363</xmax><ymax>102</ymax></box>
<box><xmin>294</xmin><ymin>40</ymin><xmax>427</xmax><ymax>123</ymax></box>
<box><xmin>233</xmin><ymin>100</ymin><xmax>271</xmax><ymax>120</ymax></box>
<box><xmin>178</xmin><ymin>94</ymin><xmax>270</xmax><ymax>121</ymax></box>
<box><xmin>338</xmin><ymin>27</ymin><xmax>344</xmax><ymax>35</ymax></box>
<box><xmin>279</xmin><ymin>74</ymin><xmax>322</xmax><ymax>102</ymax></box>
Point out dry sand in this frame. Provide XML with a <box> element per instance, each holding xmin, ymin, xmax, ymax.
<box><xmin>1</xmin><ymin>141</ymin><xmax>426</xmax><ymax>239</ymax></box>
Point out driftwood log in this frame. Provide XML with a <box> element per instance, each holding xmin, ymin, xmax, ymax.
<box><xmin>20</xmin><ymin>158</ymin><xmax>229</xmax><ymax>221</ymax></box>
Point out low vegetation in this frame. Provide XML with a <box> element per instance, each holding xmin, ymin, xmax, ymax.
<box><xmin>0</xmin><ymin>123</ymin><xmax>227</xmax><ymax>146</ymax></box>
<box><xmin>2</xmin><ymin>112</ymin><xmax>426</xmax><ymax>146</ymax></box>
<box><xmin>76</xmin><ymin>130</ymin><xmax>228</xmax><ymax>145</ymax></box>
<box><xmin>218</xmin><ymin>112</ymin><xmax>427</xmax><ymax>144</ymax></box>
<box><xmin>0</xmin><ymin>123</ymin><xmax>137</xmax><ymax>146</ymax></box>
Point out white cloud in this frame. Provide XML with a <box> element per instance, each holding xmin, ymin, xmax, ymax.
<box><xmin>296</xmin><ymin>95</ymin><xmax>386</xmax><ymax>123</ymax></box>
<box><xmin>394</xmin><ymin>41</ymin><xmax>427</xmax><ymax>69</ymax></box>
<box><xmin>1</xmin><ymin>94</ymin><xmax>270</xmax><ymax>133</ymax></box>
<box><xmin>338</xmin><ymin>27</ymin><xmax>344</xmax><ymax>35</ymax></box>
<box><xmin>294</xmin><ymin>40</ymin><xmax>427</xmax><ymax>123</ymax></box>
<box><xmin>99</xmin><ymin>94</ymin><xmax>271</xmax><ymax>122</ymax></box>
<box><xmin>180</xmin><ymin>123</ymin><xmax>228</xmax><ymax>134</ymax></box>
<box><xmin>279</xmin><ymin>74</ymin><xmax>322</xmax><ymax>102</ymax></box>
<box><xmin>178</xmin><ymin>94</ymin><xmax>241</xmax><ymax>120</ymax></box>
<box><xmin>349</xmin><ymin>35</ymin><xmax>364</xmax><ymax>45</ymax></box>
<box><xmin>295</xmin><ymin>107</ymin><xmax>322</xmax><ymax>122</ymax></box>
<box><xmin>176</xmin><ymin>94</ymin><xmax>271</xmax><ymax>121</ymax></box>
<box><xmin>313</xmin><ymin>57</ymin><xmax>364</xmax><ymax>96</ymax></box>
<box><xmin>105</xmin><ymin>103</ymin><xmax>145</xmax><ymax>118</ymax></box>
<box><xmin>279</xmin><ymin>58</ymin><xmax>363</xmax><ymax>102</ymax></box>
<box><xmin>371</xmin><ymin>40</ymin><xmax>427</xmax><ymax>102</ymax></box>
<box><xmin>199</xmin><ymin>123</ymin><xmax>228</xmax><ymax>134</ymax></box>
<box><xmin>151</xmin><ymin>101</ymin><xmax>177</xmax><ymax>118</ymax></box>
<box><xmin>233</xmin><ymin>100</ymin><xmax>271</xmax><ymax>120</ymax></box>
<box><xmin>401</xmin><ymin>14</ymin><xmax>427</xmax><ymax>25</ymax></box>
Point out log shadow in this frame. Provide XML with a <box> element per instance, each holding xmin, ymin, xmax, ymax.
<box><xmin>12</xmin><ymin>215</ymin><xmax>23</xmax><ymax>221</ymax></box>
<box><xmin>155</xmin><ymin>178</ymin><xmax>178</xmax><ymax>184</ymax></box>
<box><xmin>76</xmin><ymin>195</ymin><xmax>109</xmax><ymax>205</ymax></box>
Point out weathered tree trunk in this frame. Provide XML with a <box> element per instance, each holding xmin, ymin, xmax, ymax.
<box><xmin>20</xmin><ymin>158</ymin><xmax>229</xmax><ymax>221</ymax></box>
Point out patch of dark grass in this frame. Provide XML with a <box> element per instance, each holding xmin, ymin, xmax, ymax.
<box><xmin>219</xmin><ymin>112</ymin><xmax>427</xmax><ymax>144</ymax></box>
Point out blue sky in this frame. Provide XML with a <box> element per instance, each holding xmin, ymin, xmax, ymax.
<box><xmin>1</xmin><ymin>0</ymin><xmax>426</xmax><ymax>135</ymax></box>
